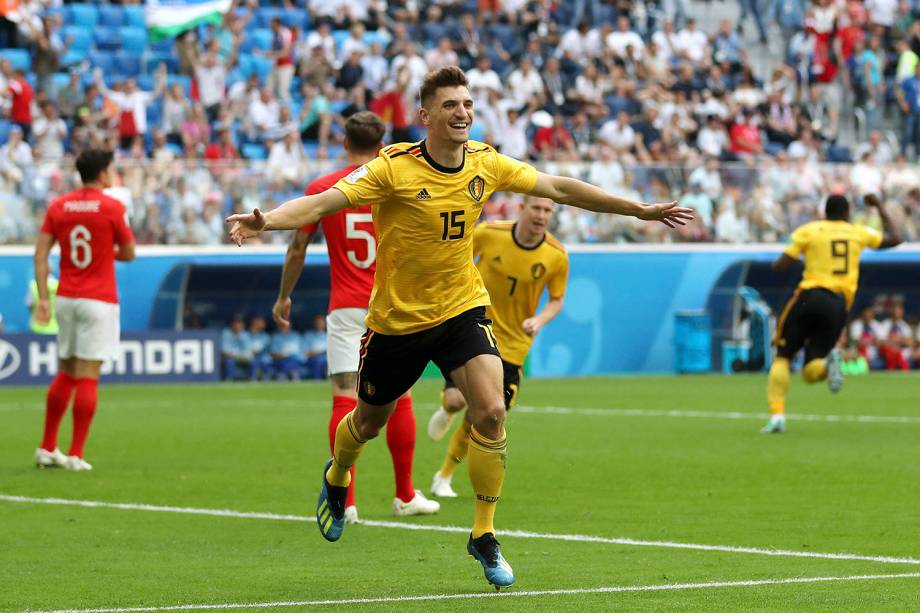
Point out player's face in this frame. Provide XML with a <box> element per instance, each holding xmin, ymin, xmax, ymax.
<box><xmin>422</xmin><ymin>86</ymin><xmax>474</xmax><ymax>145</ymax></box>
<box><xmin>520</xmin><ymin>198</ymin><xmax>555</xmax><ymax>234</ymax></box>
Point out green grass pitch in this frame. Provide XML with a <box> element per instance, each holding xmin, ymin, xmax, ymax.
<box><xmin>2</xmin><ymin>373</ymin><xmax>920</xmax><ymax>612</ymax></box>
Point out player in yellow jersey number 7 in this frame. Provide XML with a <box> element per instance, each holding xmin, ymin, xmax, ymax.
<box><xmin>228</xmin><ymin>66</ymin><xmax>694</xmax><ymax>590</ymax></box>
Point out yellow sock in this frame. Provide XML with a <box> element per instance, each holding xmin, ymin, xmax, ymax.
<box><xmin>468</xmin><ymin>425</ymin><xmax>506</xmax><ymax>539</ymax></box>
<box><xmin>802</xmin><ymin>358</ymin><xmax>827</xmax><ymax>383</ymax></box>
<box><xmin>326</xmin><ymin>410</ymin><xmax>366</xmax><ymax>487</ymax></box>
<box><xmin>439</xmin><ymin>418</ymin><xmax>471</xmax><ymax>478</ymax></box>
<box><xmin>767</xmin><ymin>357</ymin><xmax>790</xmax><ymax>415</ymax></box>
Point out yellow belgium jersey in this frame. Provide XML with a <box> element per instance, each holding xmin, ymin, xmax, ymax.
<box><xmin>474</xmin><ymin>222</ymin><xmax>568</xmax><ymax>366</ymax></box>
<box><xmin>784</xmin><ymin>220</ymin><xmax>882</xmax><ymax>308</ymax></box>
<box><xmin>333</xmin><ymin>140</ymin><xmax>539</xmax><ymax>335</ymax></box>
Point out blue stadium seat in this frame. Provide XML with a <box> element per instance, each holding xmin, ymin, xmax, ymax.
<box><xmin>116</xmin><ymin>51</ymin><xmax>142</xmax><ymax>77</ymax></box>
<box><xmin>120</xmin><ymin>27</ymin><xmax>148</xmax><ymax>55</ymax></box>
<box><xmin>146</xmin><ymin>99</ymin><xmax>161</xmax><ymax>126</ymax></box>
<box><xmin>94</xmin><ymin>27</ymin><xmax>121</xmax><ymax>51</ymax></box>
<box><xmin>256</xmin><ymin>7</ymin><xmax>283</xmax><ymax>28</ymax></box>
<box><xmin>124</xmin><ymin>5</ymin><xmax>146</xmax><ymax>29</ymax></box>
<box><xmin>51</xmin><ymin>72</ymin><xmax>71</xmax><ymax>92</ymax></box>
<box><xmin>62</xmin><ymin>26</ymin><xmax>93</xmax><ymax>53</ymax></box>
<box><xmin>281</xmin><ymin>8</ymin><xmax>308</xmax><ymax>30</ymax></box>
<box><xmin>242</xmin><ymin>143</ymin><xmax>267</xmax><ymax>159</ymax></box>
<box><xmin>0</xmin><ymin>49</ymin><xmax>31</xmax><ymax>72</ymax></box>
<box><xmin>67</xmin><ymin>3</ymin><xmax>99</xmax><ymax>28</ymax></box>
<box><xmin>250</xmin><ymin>28</ymin><xmax>273</xmax><ymax>51</ymax></box>
<box><xmin>137</xmin><ymin>74</ymin><xmax>156</xmax><ymax>92</ymax></box>
<box><xmin>166</xmin><ymin>142</ymin><xmax>184</xmax><ymax>156</ymax></box>
<box><xmin>363</xmin><ymin>31</ymin><xmax>388</xmax><ymax>48</ymax></box>
<box><xmin>99</xmin><ymin>4</ymin><xmax>125</xmax><ymax>28</ymax></box>
<box><xmin>332</xmin><ymin>30</ymin><xmax>349</xmax><ymax>51</ymax></box>
<box><xmin>150</xmin><ymin>38</ymin><xmax>176</xmax><ymax>54</ymax></box>
<box><xmin>166</xmin><ymin>74</ymin><xmax>192</xmax><ymax>96</ymax></box>
<box><xmin>250</xmin><ymin>55</ymin><xmax>272</xmax><ymax>80</ymax></box>
<box><xmin>89</xmin><ymin>51</ymin><xmax>117</xmax><ymax>75</ymax></box>
<box><xmin>0</xmin><ymin>120</ymin><xmax>10</xmax><ymax>145</ymax></box>
<box><xmin>146</xmin><ymin>53</ymin><xmax>179</xmax><ymax>74</ymax></box>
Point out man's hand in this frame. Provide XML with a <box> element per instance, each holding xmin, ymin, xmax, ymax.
<box><xmin>522</xmin><ymin>317</ymin><xmax>543</xmax><ymax>337</ymax></box>
<box><xmin>34</xmin><ymin>299</ymin><xmax>51</xmax><ymax>325</ymax></box>
<box><xmin>226</xmin><ymin>208</ymin><xmax>267</xmax><ymax>245</ymax></box>
<box><xmin>273</xmin><ymin>297</ymin><xmax>292</xmax><ymax>330</ymax></box>
<box><xmin>637</xmin><ymin>201</ymin><xmax>695</xmax><ymax>228</ymax></box>
<box><xmin>864</xmin><ymin>193</ymin><xmax>882</xmax><ymax>208</ymax></box>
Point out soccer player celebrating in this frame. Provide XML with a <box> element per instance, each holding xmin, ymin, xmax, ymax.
<box><xmin>228</xmin><ymin>66</ymin><xmax>692</xmax><ymax>588</ymax></box>
<box><xmin>273</xmin><ymin>111</ymin><xmax>439</xmax><ymax>522</ymax></box>
<box><xmin>33</xmin><ymin>149</ymin><xmax>135</xmax><ymax>470</ymax></box>
<box><xmin>763</xmin><ymin>194</ymin><xmax>902</xmax><ymax>434</ymax></box>
<box><xmin>428</xmin><ymin>196</ymin><xmax>568</xmax><ymax>499</ymax></box>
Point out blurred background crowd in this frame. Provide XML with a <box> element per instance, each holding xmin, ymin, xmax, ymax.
<box><xmin>2</xmin><ymin>0</ymin><xmax>920</xmax><ymax>245</ymax></box>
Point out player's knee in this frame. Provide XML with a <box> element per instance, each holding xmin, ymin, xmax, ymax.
<box><xmin>352</xmin><ymin>403</ymin><xmax>391</xmax><ymax>440</ymax></box>
<box><xmin>469</xmin><ymin>398</ymin><xmax>505</xmax><ymax>438</ymax></box>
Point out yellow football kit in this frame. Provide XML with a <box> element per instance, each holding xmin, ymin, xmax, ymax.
<box><xmin>333</xmin><ymin>140</ymin><xmax>539</xmax><ymax>335</ymax></box>
<box><xmin>473</xmin><ymin>221</ymin><xmax>569</xmax><ymax>366</ymax></box>
<box><xmin>784</xmin><ymin>220</ymin><xmax>882</xmax><ymax>308</ymax></box>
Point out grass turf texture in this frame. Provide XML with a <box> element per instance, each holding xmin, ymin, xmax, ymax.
<box><xmin>2</xmin><ymin>373</ymin><xmax>920</xmax><ymax>611</ymax></box>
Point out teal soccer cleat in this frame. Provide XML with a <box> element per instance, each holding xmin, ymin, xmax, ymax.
<box><xmin>468</xmin><ymin>532</ymin><xmax>515</xmax><ymax>589</ymax></box>
<box><xmin>826</xmin><ymin>348</ymin><xmax>844</xmax><ymax>394</ymax></box>
<box><xmin>316</xmin><ymin>459</ymin><xmax>348</xmax><ymax>542</ymax></box>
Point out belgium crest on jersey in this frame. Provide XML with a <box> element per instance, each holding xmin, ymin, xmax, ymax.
<box><xmin>468</xmin><ymin>175</ymin><xmax>485</xmax><ymax>201</ymax></box>
<box><xmin>531</xmin><ymin>262</ymin><xmax>547</xmax><ymax>280</ymax></box>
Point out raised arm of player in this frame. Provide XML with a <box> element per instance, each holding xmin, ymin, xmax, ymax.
<box><xmin>527</xmin><ymin>172</ymin><xmax>694</xmax><ymax>228</ymax></box>
<box><xmin>522</xmin><ymin>295</ymin><xmax>564</xmax><ymax>337</ymax></box>
<box><xmin>864</xmin><ymin>194</ymin><xmax>903</xmax><ymax>249</ymax></box>
<box><xmin>273</xmin><ymin>230</ymin><xmax>312</xmax><ymax>330</ymax></box>
<box><xmin>33</xmin><ymin>232</ymin><xmax>55</xmax><ymax>325</ymax></box>
<box><xmin>226</xmin><ymin>188</ymin><xmax>348</xmax><ymax>245</ymax></box>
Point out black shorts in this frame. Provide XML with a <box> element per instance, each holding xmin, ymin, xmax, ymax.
<box><xmin>774</xmin><ymin>288</ymin><xmax>847</xmax><ymax>362</ymax></box>
<box><xmin>357</xmin><ymin>307</ymin><xmax>502</xmax><ymax>405</ymax></box>
<box><xmin>444</xmin><ymin>359</ymin><xmax>522</xmax><ymax>409</ymax></box>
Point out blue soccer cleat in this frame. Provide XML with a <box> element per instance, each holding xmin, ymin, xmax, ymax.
<box><xmin>316</xmin><ymin>459</ymin><xmax>348</xmax><ymax>542</ymax></box>
<box><xmin>826</xmin><ymin>348</ymin><xmax>844</xmax><ymax>394</ymax></box>
<box><xmin>468</xmin><ymin>532</ymin><xmax>515</xmax><ymax>589</ymax></box>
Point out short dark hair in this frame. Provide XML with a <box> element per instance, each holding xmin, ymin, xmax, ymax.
<box><xmin>75</xmin><ymin>149</ymin><xmax>114</xmax><ymax>184</ymax></box>
<box><xmin>345</xmin><ymin>111</ymin><xmax>385</xmax><ymax>152</ymax></box>
<box><xmin>419</xmin><ymin>66</ymin><xmax>468</xmax><ymax>108</ymax></box>
<box><xmin>825</xmin><ymin>194</ymin><xmax>850</xmax><ymax>220</ymax></box>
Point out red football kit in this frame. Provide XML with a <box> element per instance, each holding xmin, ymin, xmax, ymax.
<box><xmin>40</xmin><ymin>187</ymin><xmax>134</xmax><ymax>304</ymax></box>
<box><xmin>300</xmin><ymin>165</ymin><xmax>376</xmax><ymax>311</ymax></box>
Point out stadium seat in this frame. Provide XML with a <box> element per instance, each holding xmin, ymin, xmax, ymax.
<box><xmin>0</xmin><ymin>120</ymin><xmax>10</xmax><ymax>144</ymax></box>
<box><xmin>166</xmin><ymin>142</ymin><xmax>184</xmax><ymax>156</ymax></box>
<box><xmin>145</xmin><ymin>98</ymin><xmax>161</xmax><ymax>125</ymax></box>
<box><xmin>250</xmin><ymin>28</ymin><xmax>273</xmax><ymax>52</ymax></box>
<box><xmin>94</xmin><ymin>27</ymin><xmax>121</xmax><ymax>51</ymax></box>
<box><xmin>99</xmin><ymin>4</ymin><xmax>125</xmax><ymax>28</ymax></box>
<box><xmin>67</xmin><ymin>3</ymin><xmax>99</xmax><ymax>28</ymax></box>
<box><xmin>88</xmin><ymin>51</ymin><xmax>117</xmax><ymax>75</ymax></box>
<box><xmin>116</xmin><ymin>51</ymin><xmax>142</xmax><ymax>78</ymax></box>
<box><xmin>124</xmin><ymin>5</ymin><xmax>146</xmax><ymax>29</ymax></box>
<box><xmin>242</xmin><ymin>143</ymin><xmax>267</xmax><ymax>160</ymax></box>
<box><xmin>0</xmin><ymin>48</ymin><xmax>31</xmax><ymax>72</ymax></box>
<box><xmin>60</xmin><ymin>50</ymin><xmax>88</xmax><ymax>68</ymax></box>
<box><xmin>51</xmin><ymin>72</ymin><xmax>71</xmax><ymax>92</ymax></box>
<box><xmin>62</xmin><ymin>26</ymin><xmax>93</xmax><ymax>53</ymax></box>
<box><xmin>146</xmin><ymin>53</ymin><xmax>180</xmax><ymax>74</ymax></box>
<box><xmin>363</xmin><ymin>31</ymin><xmax>388</xmax><ymax>48</ymax></box>
<box><xmin>120</xmin><ymin>27</ymin><xmax>148</xmax><ymax>56</ymax></box>
<box><xmin>332</xmin><ymin>30</ymin><xmax>350</xmax><ymax>51</ymax></box>
<box><xmin>137</xmin><ymin>75</ymin><xmax>156</xmax><ymax>92</ymax></box>
<box><xmin>281</xmin><ymin>8</ymin><xmax>308</xmax><ymax>30</ymax></box>
<box><xmin>239</xmin><ymin>54</ymin><xmax>272</xmax><ymax>81</ymax></box>
<box><xmin>256</xmin><ymin>7</ymin><xmax>283</xmax><ymax>28</ymax></box>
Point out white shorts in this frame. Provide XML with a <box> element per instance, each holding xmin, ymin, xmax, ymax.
<box><xmin>326</xmin><ymin>308</ymin><xmax>368</xmax><ymax>375</ymax></box>
<box><xmin>56</xmin><ymin>297</ymin><xmax>121</xmax><ymax>362</ymax></box>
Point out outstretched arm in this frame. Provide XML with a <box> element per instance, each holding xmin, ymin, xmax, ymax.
<box><xmin>528</xmin><ymin>172</ymin><xmax>694</xmax><ymax>227</ymax></box>
<box><xmin>865</xmin><ymin>193</ymin><xmax>903</xmax><ymax>249</ymax></box>
<box><xmin>226</xmin><ymin>188</ymin><xmax>349</xmax><ymax>244</ymax></box>
<box><xmin>273</xmin><ymin>230</ymin><xmax>311</xmax><ymax>329</ymax></box>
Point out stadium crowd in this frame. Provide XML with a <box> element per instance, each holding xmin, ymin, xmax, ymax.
<box><xmin>3</xmin><ymin>0</ymin><xmax>920</xmax><ymax>245</ymax></box>
<box><xmin>220</xmin><ymin>312</ymin><xmax>329</xmax><ymax>380</ymax></box>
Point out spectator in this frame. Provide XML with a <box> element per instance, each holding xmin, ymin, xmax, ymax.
<box><xmin>31</xmin><ymin>101</ymin><xmax>67</xmax><ymax>160</ymax></box>
<box><xmin>878</xmin><ymin>302</ymin><xmax>913</xmax><ymax>370</ymax></box>
<box><xmin>338</xmin><ymin>22</ymin><xmax>367</xmax><ymax>68</ymax></box>
<box><xmin>0</xmin><ymin>125</ymin><xmax>32</xmax><ymax>189</ymax></box>
<box><xmin>675</xmin><ymin>18</ymin><xmax>710</xmax><ymax>65</ymax></box>
<box><xmin>302</xmin><ymin>314</ymin><xmax>328</xmax><ymax>380</ymax></box>
<box><xmin>729</xmin><ymin>108</ymin><xmax>763</xmax><ymax>159</ymax></box>
<box><xmin>301</xmin><ymin>20</ymin><xmax>335</xmax><ymax>66</ymax></box>
<box><xmin>194</xmin><ymin>41</ymin><xmax>230</xmax><ymax>123</ymax></box>
<box><xmin>597</xmin><ymin>111</ymin><xmax>636</xmax><ymax>158</ymax></box>
<box><xmin>57</xmin><ymin>70</ymin><xmax>84</xmax><ymax>122</ymax></box>
<box><xmin>270</xmin><ymin>324</ymin><xmax>302</xmax><ymax>380</ymax></box>
<box><xmin>151</xmin><ymin>130</ymin><xmax>175</xmax><ymax>164</ymax></box>
<box><xmin>714</xmin><ymin>192</ymin><xmax>750</xmax><ymax>243</ymax></box>
<box><xmin>4</xmin><ymin>66</ymin><xmax>34</xmax><ymax>139</ymax></box>
<box><xmin>221</xmin><ymin>314</ymin><xmax>253</xmax><ymax>380</ymax></box>
<box><xmin>299</xmin><ymin>40</ymin><xmax>335</xmax><ymax>87</ymax></box>
<box><xmin>267</xmin><ymin>129</ymin><xmax>307</xmax><ymax>186</ymax></box>
<box><xmin>248</xmin><ymin>87</ymin><xmax>281</xmax><ymax>142</ymax></box>
<box><xmin>572</xmin><ymin>62</ymin><xmax>609</xmax><ymax>120</ymax></box>
<box><xmin>336</xmin><ymin>50</ymin><xmax>365</xmax><ymax>91</ymax></box>
<box><xmin>767</xmin><ymin>0</ymin><xmax>806</xmax><ymax>59</ymax></box>
<box><xmin>606</xmin><ymin>16</ymin><xmax>645</xmax><ymax>61</ymax></box>
<box><xmin>390</xmin><ymin>41</ymin><xmax>428</xmax><ymax>101</ymax></box>
<box><xmin>298</xmin><ymin>84</ymin><xmax>332</xmax><ymax>146</ymax></box>
<box><xmin>558</xmin><ymin>21</ymin><xmax>592</xmax><ymax>66</ymax></box>
<box><xmin>696</xmin><ymin>115</ymin><xmax>729</xmax><ymax>159</ymax></box>
<box><xmin>688</xmin><ymin>156</ymin><xmax>723</xmax><ymax>201</ymax></box>
<box><xmin>898</xmin><ymin>63</ymin><xmax>920</xmax><ymax>158</ymax></box>
<box><xmin>679</xmin><ymin>179</ymin><xmax>715</xmax><ymax>229</ymax></box>
<box><xmin>534</xmin><ymin>113</ymin><xmax>578</xmax><ymax>160</ymax></box>
<box><xmin>249</xmin><ymin>315</ymin><xmax>272</xmax><ymax>380</ymax></box>
<box><xmin>181</xmin><ymin>103</ymin><xmax>211</xmax><ymax>158</ymax></box>
<box><xmin>205</xmin><ymin>125</ymin><xmax>240</xmax><ymax>161</ymax></box>
<box><xmin>360</xmin><ymin>42</ymin><xmax>389</xmax><ymax>92</ymax></box>
<box><xmin>651</xmin><ymin>19</ymin><xmax>679</xmax><ymax>64</ymax></box>
<box><xmin>426</xmin><ymin>36</ymin><xmax>459</xmax><ymax>71</ymax></box>
<box><xmin>265</xmin><ymin>17</ymin><xmax>295</xmax><ymax>101</ymax></box>
<box><xmin>712</xmin><ymin>19</ymin><xmax>745</xmax><ymax>68</ymax></box>
<box><xmin>506</xmin><ymin>56</ymin><xmax>544</xmax><ymax>107</ymax></box>
<box><xmin>96</xmin><ymin>69</ymin><xmax>166</xmax><ymax>149</ymax></box>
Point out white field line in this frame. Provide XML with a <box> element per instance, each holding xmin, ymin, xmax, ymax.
<box><xmin>514</xmin><ymin>405</ymin><xmax>920</xmax><ymax>425</ymax></box>
<box><xmin>3</xmin><ymin>494</ymin><xmax>919</xmax><ymax>567</ymax></box>
<box><xmin>3</xmin><ymin>398</ymin><xmax>919</xmax><ymax>426</ymax></box>
<box><xmin>22</xmin><ymin>572</ymin><xmax>920</xmax><ymax>613</ymax></box>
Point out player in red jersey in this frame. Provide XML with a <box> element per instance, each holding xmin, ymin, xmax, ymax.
<box><xmin>33</xmin><ymin>149</ymin><xmax>136</xmax><ymax>471</ymax></box>
<box><xmin>273</xmin><ymin>112</ymin><xmax>439</xmax><ymax>522</ymax></box>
